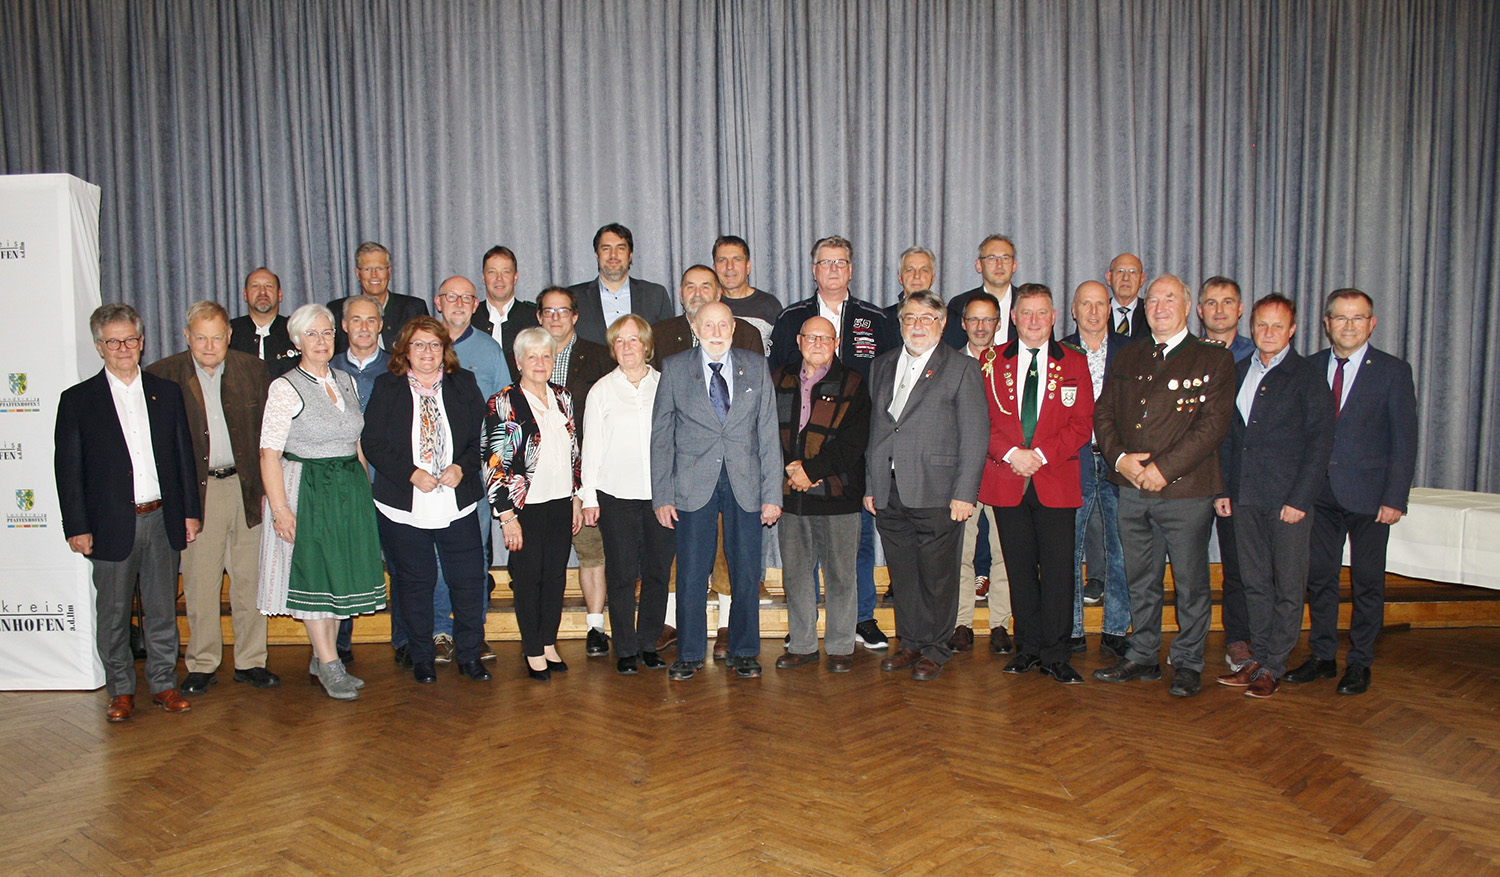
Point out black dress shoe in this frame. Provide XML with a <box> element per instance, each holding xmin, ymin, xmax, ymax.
<box><xmin>586</xmin><ymin>628</ymin><xmax>610</xmax><ymax>657</ymax></box>
<box><xmin>413</xmin><ymin>661</ymin><xmax>437</xmax><ymax>683</ymax></box>
<box><xmin>640</xmin><ymin>651</ymin><xmax>667</xmax><ymax>670</ymax></box>
<box><xmin>458</xmin><ymin>660</ymin><xmax>492</xmax><ymax>681</ymax></box>
<box><xmin>1040</xmin><ymin>661</ymin><xmax>1085</xmax><ymax>684</ymax></box>
<box><xmin>1285</xmin><ymin>657</ymin><xmax>1338</xmax><ymax>684</ymax></box>
<box><xmin>179</xmin><ymin>672</ymin><xmax>217</xmax><ymax>696</ymax></box>
<box><xmin>617</xmin><ymin>657</ymin><xmax>639</xmax><ymax>675</ymax></box>
<box><xmin>1169</xmin><ymin>668</ymin><xmax>1202</xmax><ymax>697</ymax></box>
<box><xmin>393</xmin><ymin>645</ymin><xmax>413</xmax><ymax>668</ymax></box>
<box><xmin>232</xmin><ymin>667</ymin><xmax>281</xmax><ymax>688</ymax></box>
<box><xmin>1068</xmin><ymin>636</ymin><xmax>1087</xmax><ymax>653</ymax></box>
<box><xmin>337</xmin><ymin>648</ymin><xmax>355</xmax><ymax>665</ymax></box>
<box><xmin>1337</xmin><ymin>664</ymin><xmax>1371</xmax><ymax>695</ymax></box>
<box><xmin>1003</xmin><ymin>653</ymin><xmax>1041</xmax><ymax>674</ymax></box>
<box><xmin>1093</xmin><ymin>659</ymin><xmax>1162</xmax><ymax>683</ymax></box>
<box><xmin>1099</xmin><ymin>633</ymin><xmax>1130</xmax><ymax>660</ymax></box>
<box><xmin>524</xmin><ymin>657</ymin><xmax>552</xmax><ymax>682</ymax></box>
<box><xmin>668</xmin><ymin>659</ymin><xmax>704</xmax><ymax>680</ymax></box>
<box><xmin>546</xmin><ymin>658</ymin><xmax>569</xmax><ymax>673</ymax></box>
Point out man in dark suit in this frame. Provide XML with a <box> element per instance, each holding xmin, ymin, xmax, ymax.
<box><xmin>865</xmin><ymin>291</ymin><xmax>988</xmax><ymax>680</ymax></box>
<box><xmin>568</xmin><ymin>223</ymin><xmax>673</xmax><ymax>345</ymax></box>
<box><xmin>228</xmin><ymin>267</ymin><xmax>299</xmax><ymax>377</ymax></box>
<box><xmin>1286</xmin><ymin>288</ymin><xmax>1418</xmax><ymax>695</ymax></box>
<box><xmin>1092</xmin><ymin>275</ymin><xmax>1235</xmax><ymax>697</ymax></box>
<box><xmin>54</xmin><ymin>304</ymin><xmax>202</xmax><ymax>722</ymax></box>
<box><xmin>471</xmin><ymin>245</ymin><xmax>538</xmax><ymax>378</ymax></box>
<box><xmin>651</xmin><ymin>302</ymin><xmax>782</xmax><ymax>681</ymax></box>
<box><xmin>1214</xmin><ymin>294</ymin><xmax>1335</xmax><ymax>698</ymax></box>
<box><xmin>538</xmin><ymin>285</ymin><xmax>615</xmax><ymax>655</ymax></box>
<box><xmin>651</xmin><ymin>265</ymin><xmax>764</xmax><ymax>365</ymax></box>
<box><xmin>146</xmin><ymin>301</ymin><xmax>278</xmax><ymax>696</ymax></box>
<box><xmin>329</xmin><ymin>241</ymin><xmax>430</xmax><ymax>353</ymax></box>
<box><xmin>943</xmin><ymin>235</ymin><xmax>1021</xmax><ymax>350</ymax></box>
<box><xmin>1105</xmin><ymin>253</ymin><xmax>1151</xmax><ymax>340</ymax></box>
<box><xmin>1063</xmin><ymin>281</ymin><xmax>1131</xmax><ymax>659</ymax></box>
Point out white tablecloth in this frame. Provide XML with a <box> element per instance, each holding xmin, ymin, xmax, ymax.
<box><xmin>1383</xmin><ymin>488</ymin><xmax>1500</xmax><ymax>590</ymax></box>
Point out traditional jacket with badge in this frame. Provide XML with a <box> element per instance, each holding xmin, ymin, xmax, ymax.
<box><xmin>1094</xmin><ymin>333</ymin><xmax>1235</xmax><ymax>499</ymax></box>
<box><xmin>977</xmin><ymin>338</ymin><xmax>1094</xmax><ymax>508</ymax></box>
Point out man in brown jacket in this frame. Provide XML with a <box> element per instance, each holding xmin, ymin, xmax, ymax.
<box><xmin>147</xmin><ymin>300</ymin><xmax>277</xmax><ymax>694</ymax></box>
<box><xmin>1091</xmin><ymin>275</ymin><xmax>1235</xmax><ymax>697</ymax></box>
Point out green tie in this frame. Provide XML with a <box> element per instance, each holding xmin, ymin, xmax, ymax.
<box><xmin>1021</xmin><ymin>347</ymin><xmax>1040</xmax><ymax>445</ymax></box>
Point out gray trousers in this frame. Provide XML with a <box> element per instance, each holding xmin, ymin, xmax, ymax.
<box><xmin>90</xmin><ymin>508</ymin><xmax>181</xmax><ymax>696</ymax></box>
<box><xmin>1117</xmin><ymin>487</ymin><xmax>1214</xmax><ymax>672</ymax></box>
<box><xmin>1234</xmin><ymin>506</ymin><xmax>1313</xmax><ymax>678</ymax></box>
<box><xmin>779</xmin><ymin>511</ymin><xmax>860</xmax><ymax>656</ymax></box>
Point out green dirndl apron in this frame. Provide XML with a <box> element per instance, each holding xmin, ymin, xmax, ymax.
<box><xmin>284</xmin><ymin>453</ymin><xmax>386</xmax><ymax>615</ymax></box>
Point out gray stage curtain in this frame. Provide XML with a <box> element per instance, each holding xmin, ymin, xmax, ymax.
<box><xmin>3</xmin><ymin>0</ymin><xmax>1497</xmax><ymax>491</ymax></box>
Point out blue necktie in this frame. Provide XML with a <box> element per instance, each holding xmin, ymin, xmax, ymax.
<box><xmin>709</xmin><ymin>361</ymin><xmax>730</xmax><ymax>424</ymax></box>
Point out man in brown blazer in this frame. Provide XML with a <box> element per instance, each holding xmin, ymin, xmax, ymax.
<box><xmin>651</xmin><ymin>265</ymin><xmax>764</xmax><ymax>366</ymax></box>
<box><xmin>1091</xmin><ymin>275</ymin><xmax>1235</xmax><ymax>697</ymax></box>
<box><xmin>146</xmin><ymin>300</ymin><xmax>277</xmax><ymax>694</ymax></box>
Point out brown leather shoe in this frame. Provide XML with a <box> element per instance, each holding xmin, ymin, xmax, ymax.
<box><xmin>948</xmin><ymin>625</ymin><xmax>974</xmax><ymax>652</ymax></box>
<box><xmin>1245</xmin><ymin>668</ymin><xmax>1280</xmax><ymax>698</ymax></box>
<box><xmin>989</xmin><ymin>627</ymin><xmax>1014</xmax><ymax>654</ymax></box>
<box><xmin>775</xmin><ymin>651</ymin><xmax>819</xmax><ymax>669</ymax></box>
<box><xmin>827</xmin><ymin>654</ymin><xmax>853</xmax><ymax>673</ymax></box>
<box><xmin>911</xmin><ymin>657</ymin><xmax>943</xmax><ymax>681</ymax></box>
<box><xmin>654</xmin><ymin>625</ymin><xmax>677</xmax><ymax>651</ymax></box>
<box><xmin>106</xmin><ymin>694</ymin><xmax>135</xmax><ymax>722</ymax></box>
<box><xmin>1217</xmin><ymin>660</ymin><xmax>1261</xmax><ymax>687</ymax></box>
<box><xmin>880</xmin><ymin>647</ymin><xmax>922</xmax><ymax>672</ymax></box>
<box><xmin>1224</xmin><ymin>640</ymin><xmax>1253</xmax><ymax>672</ymax></box>
<box><xmin>712</xmin><ymin>628</ymin><xmax>730</xmax><ymax>660</ymax></box>
<box><xmin>151</xmin><ymin>690</ymin><xmax>191</xmax><ymax>714</ymax></box>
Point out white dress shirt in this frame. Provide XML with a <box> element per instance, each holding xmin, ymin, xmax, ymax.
<box><xmin>106</xmin><ymin>368</ymin><xmax>162</xmax><ymax>504</ymax></box>
<box><xmin>579</xmin><ymin>367</ymin><xmax>660</xmax><ymax>507</ymax></box>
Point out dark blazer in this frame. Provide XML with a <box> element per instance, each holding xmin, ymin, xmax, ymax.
<box><xmin>329</xmin><ymin>292</ymin><xmax>430</xmax><ymax>354</ymax></box>
<box><xmin>54</xmin><ymin>369</ymin><xmax>202</xmax><ymax>562</ymax></box>
<box><xmin>768</xmin><ymin>293</ymin><xmax>897</xmax><ymax>381</ymax></box>
<box><xmin>562</xmin><ymin>337</ymin><xmax>613</xmax><ymax>445</ymax></box>
<box><xmin>471</xmin><ymin>298</ymin><xmax>539</xmax><ymax>378</ymax></box>
<box><xmin>568</xmin><ymin>277</ymin><xmax>673</xmax><ymax>345</ymax></box>
<box><xmin>1308</xmin><ymin>346</ymin><xmax>1418</xmax><ymax>515</ymax></box>
<box><xmin>1094</xmin><ymin>333</ymin><xmax>1236</xmax><ymax>498</ymax></box>
<box><xmin>865</xmin><ymin>343</ymin><xmax>988</xmax><ymax>509</ymax></box>
<box><xmin>145</xmin><ymin>349</ymin><xmax>270</xmax><ymax>526</ymax></box>
<box><xmin>229</xmin><ymin>314</ymin><xmax>299</xmax><ymax>377</ymax></box>
<box><xmin>772</xmin><ymin>357</ymin><xmax>870</xmax><ymax>516</ymax></box>
<box><xmin>944</xmin><ymin>286</ymin><xmax>1019</xmax><ymax>350</ymax></box>
<box><xmin>1219</xmin><ymin>348</ymin><xmax>1336</xmax><ymax>512</ymax></box>
<box><xmin>649</xmin><ymin>314</ymin><xmax>764</xmax><ymax>368</ymax></box>
<box><xmin>977</xmin><ymin>339</ymin><xmax>1095</xmax><ymax>509</ymax></box>
<box><xmin>361</xmin><ymin>368</ymin><xmax>487</xmax><ymax>513</ymax></box>
<box><xmin>1112</xmin><ymin>298</ymin><xmax>1150</xmax><ymax>340</ymax></box>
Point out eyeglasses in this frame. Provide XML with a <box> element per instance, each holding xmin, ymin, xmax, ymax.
<box><xmin>798</xmin><ymin>333</ymin><xmax>836</xmax><ymax>345</ymax></box>
<box><xmin>101</xmin><ymin>336</ymin><xmax>142</xmax><ymax>350</ymax></box>
<box><xmin>1110</xmin><ymin>267</ymin><xmax>1140</xmax><ymax>276</ymax></box>
<box><xmin>963</xmin><ymin>316</ymin><xmax>1000</xmax><ymax>326</ymax></box>
<box><xmin>979</xmin><ymin>254</ymin><xmax>1016</xmax><ymax>266</ymax></box>
<box><xmin>540</xmin><ymin>307</ymin><xmax>575</xmax><ymax>318</ymax></box>
<box><xmin>437</xmin><ymin>292</ymin><xmax>476</xmax><ymax>304</ymax></box>
<box><xmin>899</xmin><ymin>314</ymin><xmax>941</xmax><ymax>327</ymax></box>
<box><xmin>813</xmin><ymin>259</ymin><xmax>851</xmax><ymax>270</ymax></box>
<box><xmin>408</xmin><ymin>340</ymin><xmax>444</xmax><ymax>352</ymax></box>
<box><xmin>356</xmin><ymin>265</ymin><xmax>391</xmax><ymax>274</ymax></box>
<box><xmin>1327</xmin><ymin>314</ymin><xmax>1371</xmax><ymax>326</ymax></box>
<box><xmin>301</xmin><ymin>329</ymin><xmax>335</xmax><ymax>340</ymax></box>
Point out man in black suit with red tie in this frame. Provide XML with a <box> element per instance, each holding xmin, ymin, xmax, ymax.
<box><xmin>55</xmin><ymin>304</ymin><xmax>202</xmax><ymax>722</ymax></box>
<box><xmin>1286</xmin><ymin>288</ymin><xmax>1417</xmax><ymax>695</ymax></box>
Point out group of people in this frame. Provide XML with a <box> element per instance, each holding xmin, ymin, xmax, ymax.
<box><xmin>52</xmin><ymin>224</ymin><xmax>1417</xmax><ymax>721</ymax></box>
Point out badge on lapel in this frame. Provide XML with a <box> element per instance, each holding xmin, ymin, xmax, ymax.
<box><xmin>1061</xmin><ymin>386</ymin><xmax>1077</xmax><ymax>407</ymax></box>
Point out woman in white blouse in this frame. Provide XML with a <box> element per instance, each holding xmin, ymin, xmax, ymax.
<box><xmin>362</xmin><ymin>317</ymin><xmax>492</xmax><ymax>684</ymax></box>
<box><xmin>482</xmin><ymin>326</ymin><xmax>581</xmax><ymax>681</ymax></box>
<box><xmin>580</xmin><ymin>315</ymin><xmax>675</xmax><ymax>675</ymax></box>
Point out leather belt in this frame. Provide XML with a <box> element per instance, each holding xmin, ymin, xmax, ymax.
<box><xmin>135</xmin><ymin>500</ymin><xmax>163</xmax><ymax>515</ymax></box>
<box><xmin>208</xmin><ymin>466</ymin><xmax>237</xmax><ymax>479</ymax></box>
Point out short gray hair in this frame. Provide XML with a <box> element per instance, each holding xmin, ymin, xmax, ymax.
<box><xmin>512</xmin><ymin>326</ymin><xmax>556</xmax><ymax>363</ymax></box>
<box><xmin>287</xmin><ymin>303</ymin><xmax>336</xmax><ymax>345</ymax></box>
<box><xmin>343</xmin><ymin>293</ymin><xmax>384</xmax><ymax>319</ymax></box>
<box><xmin>899</xmin><ymin>290</ymin><xmax>945</xmax><ymax>316</ymax></box>
<box><xmin>90</xmin><ymin>303</ymin><xmax>143</xmax><ymax>343</ymax></box>
<box><xmin>184</xmin><ymin>300</ymin><xmax>230</xmax><ymax>329</ymax></box>
<box><xmin>899</xmin><ymin>245</ymin><xmax>936</xmax><ymax>264</ymax></box>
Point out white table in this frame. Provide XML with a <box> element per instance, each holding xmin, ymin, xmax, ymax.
<box><xmin>1382</xmin><ymin>488</ymin><xmax>1500</xmax><ymax>590</ymax></box>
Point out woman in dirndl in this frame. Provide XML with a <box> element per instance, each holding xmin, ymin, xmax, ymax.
<box><xmin>258</xmin><ymin>303</ymin><xmax>386</xmax><ymax>700</ymax></box>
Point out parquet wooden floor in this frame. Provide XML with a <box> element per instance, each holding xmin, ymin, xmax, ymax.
<box><xmin>3</xmin><ymin>627</ymin><xmax>1499</xmax><ymax>875</ymax></box>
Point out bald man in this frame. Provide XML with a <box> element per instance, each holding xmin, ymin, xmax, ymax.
<box><xmin>1105</xmin><ymin>253</ymin><xmax>1150</xmax><ymax>339</ymax></box>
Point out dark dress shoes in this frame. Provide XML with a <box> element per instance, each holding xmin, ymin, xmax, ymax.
<box><xmin>775</xmin><ymin>651</ymin><xmax>819</xmax><ymax>669</ymax></box>
<box><xmin>948</xmin><ymin>625</ymin><xmax>974</xmax><ymax>652</ymax></box>
<box><xmin>1067</xmin><ymin>636</ymin><xmax>1087</xmax><ymax>653</ymax></box>
<box><xmin>233</xmin><ymin>667</ymin><xmax>281</xmax><ymax>688</ymax></box>
<box><xmin>393</xmin><ymin>645</ymin><xmax>413</xmax><ymax>668</ymax></box>
<box><xmin>458</xmin><ymin>660</ymin><xmax>492</xmax><ymax>681</ymax></box>
<box><xmin>586</xmin><ymin>628</ymin><xmax>610</xmax><ymax>657</ymax></box>
<box><xmin>911</xmin><ymin>657</ymin><xmax>943</xmax><ymax>681</ymax></box>
<box><xmin>1285</xmin><ymin>657</ymin><xmax>1338</xmax><ymax>684</ymax></box>
<box><xmin>989</xmin><ymin>627</ymin><xmax>1014</xmax><ymax>654</ymax></box>
<box><xmin>640</xmin><ymin>651</ymin><xmax>667</xmax><ymax>670</ymax></box>
<box><xmin>1099</xmin><ymin>633</ymin><xmax>1130</xmax><ymax>659</ymax></box>
<box><xmin>827</xmin><ymin>654</ymin><xmax>854</xmax><ymax>673</ymax></box>
<box><xmin>879</xmin><ymin>647</ymin><xmax>922</xmax><ymax>672</ymax></box>
<box><xmin>617</xmin><ymin>656</ymin><xmax>639</xmax><ymax>675</ymax></box>
<box><xmin>179</xmin><ymin>672</ymin><xmax>217</xmax><ymax>696</ymax></box>
<box><xmin>1093</xmin><ymin>659</ymin><xmax>1162</xmax><ymax>683</ymax></box>
<box><xmin>1040</xmin><ymin>661</ymin><xmax>1085</xmax><ymax>684</ymax></box>
<box><xmin>106</xmin><ymin>694</ymin><xmax>135</xmax><ymax>722</ymax></box>
<box><xmin>412</xmin><ymin>661</ymin><xmax>437</xmax><ymax>683</ymax></box>
<box><xmin>1169</xmin><ymin>668</ymin><xmax>1202</xmax><ymax>697</ymax></box>
<box><xmin>1337</xmin><ymin>664</ymin><xmax>1371</xmax><ymax>695</ymax></box>
<box><xmin>547</xmin><ymin>658</ymin><xmax>569</xmax><ymax>673</ymax></box>
<box><xmin>337</xmin><ymin>647</ymin><xmax>356</xmax><ymax>665</ymax></box>
<box><xmin>151</xmin><ymin>690</ymin><xmax>191</xmax><ymax>713</ymax></box>
<box><xmin>1217</xmin><ymin>661</ymin><xmax>1261</xmax><ymax>687</ymax></box>
<box><xmin>1003</xmin><ymin>653</ymin><xmax>1041</xmax><ymax>674</ymax></box>
<box><xmin>525</xmin><ymin>658</ymin><xmax>552</xmax><ymax>682</ymax></box>
<box><xmin>668</xmin><ymin>660</ymin><xmax>703</xmax><ymax>680</ymax></box>
<box><xmin>1245</xmin><ymin>668</ymin><xmax>1279</xmax><ymax>698</ymax></box>
<box><xmin>729</xmin><ymin>656</ymin><xmax>763</xmax><ymax>678</ymax></box>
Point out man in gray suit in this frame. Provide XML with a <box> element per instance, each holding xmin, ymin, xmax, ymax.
<box><xmin>651</xmin><ymin>301</ymin><xmax>782</xmax><ymax>681</ymax></box>
<box><xmin>865</xmin><ymin>290</ymin><xmax>988</xmax><ymax>681</ymax></box>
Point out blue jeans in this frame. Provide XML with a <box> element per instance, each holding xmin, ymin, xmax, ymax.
<box><xmin>674</xmin><ymin>467</ymin><xmax>763</xmax><ymax>662</ymax></box>
<box><xmin>1072</xmin><ymin>449</ymin><xmax>1129</xmax><ymax>637</ymax></box>
<box><xmin>856</xmin><ymin>509</ymin><xmax>877</xmax><ymax>621</ymax></box>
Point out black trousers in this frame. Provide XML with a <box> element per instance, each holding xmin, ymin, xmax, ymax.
<box><xmin>376</xmin><ymin>510</ymin><xmax>487</xmax><ymax>665</ymax></box>
<box><xmin>1307</xmin><ymin>481</ymin><xmax>1390</xmax><ymax>668</ymax></box>
<box><xmin>1216</xmin><ymin>512</ymin><xmax>1251</xmax><ymax>644</ymax></box>
<box><xmin>597</xmin><ymin>492</ymin><xmax>675</xmax><ymax>657</ymax></box>
<box><xmin>876</xmin><ymin>476</ymin><xmax>963</xmax><ymax>665</ymax></box>
<box><xmin>994</xmin><ymin>482</ymin><xmax>1077</xmax><ymax>664</ymax></box>
<box><xmin>508</xmin><ymin>498</ymin><xmax>573</xmax><ymax>658</ymax></box>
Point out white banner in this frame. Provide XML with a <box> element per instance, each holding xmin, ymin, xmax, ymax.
<box><xmin>0</xmin><ymin>174</ymin><xmax>105</xmax><ymax>690</ymax></box>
